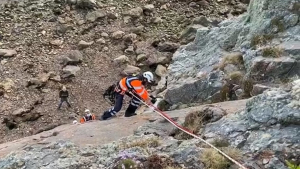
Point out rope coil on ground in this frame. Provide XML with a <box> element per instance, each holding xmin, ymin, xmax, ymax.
<box><xmin>129</xmin><ymin>91</ymin><xmax>248</xmax><ymax>169</ymax></box>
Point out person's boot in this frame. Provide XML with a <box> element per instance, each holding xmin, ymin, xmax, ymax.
<box><xmin>99</xmin><ymin>111</ymin><xmax>113</xmax><ymax>121</ymax></box>
<box><xmin>124</xmin><ymin>105</ymin><xmax>138</xmax><ymax>117</ymax></box>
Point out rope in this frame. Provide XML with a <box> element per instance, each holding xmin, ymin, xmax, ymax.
<box><xmin>128</xmin><ymin>91</ymin><xmax>248</xmax><ymax>169</ymax></box>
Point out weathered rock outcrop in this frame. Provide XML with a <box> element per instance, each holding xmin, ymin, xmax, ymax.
<box><xmin>0</xmin><ymin>82</ymin><xmax>298</xmax><ymax>169</ymax></box>
<box><xmin>204</xmin><ymin>79</ymin><xmax>300</xmax><ymax>169</ymax></box>
<box><xmin>164</xmin><ymin>0</ymin><xmax>300</xmax><ymax>105</ymax></box>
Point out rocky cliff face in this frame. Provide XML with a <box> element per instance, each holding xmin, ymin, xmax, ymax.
<box><xmin>164</xmin><ymin>0</ymin><xmax>300</xmax><ymax>105</ymax></box>
<box><xmin>0</xmin><ymin>80</ymin><xmax>299</xmax><ymax>169</ymax></box>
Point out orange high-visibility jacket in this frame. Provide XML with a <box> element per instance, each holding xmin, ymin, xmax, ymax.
<box><xmin>119</xmin><ymin>76</ymin><xmax>149</xmax><ymax>101</ymax></box>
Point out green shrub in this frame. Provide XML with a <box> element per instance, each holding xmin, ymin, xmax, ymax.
<box><xmin>201</xmin><ymin>148</ymin><xmax>230</xmax><ymax>169</ymax></box>
<box><xmin>286</xmin><ymin>160</ymin><xmax>300</xmax><ymax>169</ymax></box>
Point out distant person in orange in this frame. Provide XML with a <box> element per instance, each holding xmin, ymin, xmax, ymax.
<box><xmin>100</xmin><ymin>72</ymin><xmax>155</xmax><ymax>120</ymax></box>
<box><xmin>57</xmin><ymin>86</ymin><xmax>71</xmax><ymax>110</ymax></box>
<box><xmin>80</xmin><ymin>109</ymin><xmax>96</xmax><ymax>123</ymax></box>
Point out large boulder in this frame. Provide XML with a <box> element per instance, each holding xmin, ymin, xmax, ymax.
<box><xmin>165</xmin><ymin>0</ymin><xmax>300</xmax><ymax>105</ymax></box>
<box><xmin>203</xmin><ymin>79</ymin><xmax>300</xmax><ymax>169</ymax></box>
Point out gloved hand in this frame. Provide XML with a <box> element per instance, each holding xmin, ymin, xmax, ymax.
<box><xmin>150</xmin><ymin>95</ymin><xmax>157</xmax><ymax>104</ymax></box>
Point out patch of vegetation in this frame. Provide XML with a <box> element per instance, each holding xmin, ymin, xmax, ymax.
<box><xmin>201</xmin><ymin>148</ymin><xmax>230</xmax><ymax>169</ymax></box>
<box><xmin>117</xmin><ymin>159</ymin><xmax>137</xmax><ymax>169</ymax></box>
<box><xmin>262</xmin><ymin>47</ymin><xmax>283</xmax><ymax>58</ymax></box>
<box><xmin>286</xmin><ymin>160</ymin><xmax>300</xmax><ymax>169</ymax></box>
<box><xmin>201</xmin><ymin>147</ymin><xmax>242</xmax><ymax>169</ymax></box>
<box><xmin>174</xmin><ymin>110</ymin><xmax>206</xmax><ymax>140</ymax></box>
<box><xmin>291</xmin><ymin>2</ymin><xmax>300</xmax><ymax>14</ymax></box>
<box><xmin>221</xmin><ymin>147</ymin><xmax>242</xmax><ymax>161</ymax></box>
<box><xmin>271</xmin><ymin>18</ymin><xmax>286</xmax><ymax>32</ymax></box>
<box><xmin>228</xmin><ymin>71</ymin><xmax>244</xmax><ymax>84</ymax></box>
<box><xmin>142</xmin><ymin>154</ymin><xmax>180</xmax><ymax>169</ymax></box>
<box><xmin>211</xmin><ymin>138</ymin><xmax>230</xmax><ymax>148</ymax></box>
<box><xmin>119</xmin><ymin>137</ymin><xmax>161</xmax><ymax>149</ymax></box>
<box><xmin>242</xmin><ymin>78</ymin><xmax>254</xmax><ymax>98</ymax></box>
<box><xmin>250</xmin><ymin>34</ymin><xmax>274</xmax><ymax>48</ymax></box>
<box><xmin>218</xmin><ymin>52</ymin><xmax>245</xmax><ymax>71</ymax></box>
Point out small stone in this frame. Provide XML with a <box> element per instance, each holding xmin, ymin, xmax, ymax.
<box><xmin>107</xmin><ymin>12</ymin><xmax>118</xmax><ymax>20</ymax></box>
<box><xmin>143</xmin><ymin>4</ymin><xmax>155</xmax><ymax>12</ymax></box>
<box><xmin>101</xmin><ymin>32</ymin><xmax>109</xmax><ymax>38</ymax></box>
<box><xmin>96</xmin><ymin>38</ymin><xmax>106</xmax><ymax>44</ymax></box>
<box><xmin>122</xmin><ymin>65</ymin><xmax>141</xmax><ymax>75</ymax></box>
<box><xmin>86</xmin><ymin>10</ymin><xmax>106</xmax><ymax>22</ymax></box>
<box><xmin>136</xmin><ymin>54</ymin><xmax>147</xmax><ymax>62</ymax></box>
<box><xmin>155</xmin><ymin>64</ymin><xmax>167</xmax><ymax>77</ymax></box>
<box><xmin>62</xmin><ymin>66</ymin><xmax>80</xmax><ymax>78</ymax></box>
<box><xmin>50</xmin><ymin>40</ymin><xmax>63</xmax><ymax>46</ymax></box>
<box><xmin>114</xmin><ymin>55</ymin><xmax>129</xmax><ymax>64</ymax></box>
<box><xmin>102</xmin><ymin>46</ymin><xmax>109</xmax><ymax>51</ymax></box>
<box><xmin>153</xmin><ymin>17</ymin><xmax>162</xmax><ymax>24</ymax></box>
<box><xmin>112</xmin><ymin>30</ymin><xmax>125</xmax><ymax>40</ymax></box>
<box><xmin>78</xmin><ymin>40</ymin><xmax>94</xmax><ymax>49</ymax></box>
<box><xmin>127</xmin><ymin>7</ymin><xmax>143</xmax><ymax>18</ymax></box>
<box><xmin>263</xmin><ymin>159</ymin><xmax>270</xmax><ymax>164</ymax></box>
<box><xmin>189</xmin><ymin>2</ymin><xmax>197</xmax><ymax>7</ymax></box>
<box><xmin>1</xmin><ymin>59</ymin><xmax>8</xmax><ymax>65</ymax></box>
<box><xmin>0</xmin><ymin>49</ymin><xmax>17</xmax><ymax>57</ymax></box>
<box><xmin>125</xmin><ymin>46</ymin><xmax>135</xmax><ymax>54</ymax></box>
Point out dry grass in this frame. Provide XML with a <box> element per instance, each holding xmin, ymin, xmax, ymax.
<box><xmin>218</xmin><ymin>52</ymin><xmax>244</xmax><ymax>71</ymax></box>
<box><xmin>221</xmin><ymin>147</ymin><xmax>243</xmax><ymax>161</ymax></box>
<box><xmin>174</xmin><ymin>110</ymin><xmax>206</xmax><ymax>140</ymax></box>
<box><xmin>228</xmin><ymin>71</ymin><xmax>244</xmax><ymax>84</ymax></box>
<box><xmin>262</xmin><ymin>47</ymin><xmax>283</xmax><ymax>58</ymax></box>
<box><xmin>242</xmin><ymin>78</ymin><xmax>254</xmax><ymax>98</ymax></box>
<box><xmin>201</xmin><ymin>147</ymin><xmax>242</xmax><ymax>169</ymax></box>
<box><xmin>119</xmin><ymin>137</ymin><xmax>161</xmax><ymax>149</ymax></box>
<box><xmin>164</xmin><ymin>167</ymin><xmax>182</xmax><ymax>169</ymax></box>
<box><xmin>117</xmin><ymin>159</ymin><xmax>137</xmax><ymax>169</ymax></box>
<box><xmin>250</xmin><ymin>34</ymin><xmax>274</xmax><ymax>48</ymax></box>
<box><xmin>211</xmin><ymin>138</ymin><xmax>230</xmax><ymax>148</ymax></box>
<box><xmin>143</xmin><ymin>154</ymin><xmax>180</xmax><ymax>169</ymax></box>
<box><xmin>201</xmin><ymin>148</ymin><xmax>230</xmax><ymax>169</ymax></box>
<box><xmin>271</xmin><ymin>18</ymin><xmax>285</xmax><ymax>32</ymax></box>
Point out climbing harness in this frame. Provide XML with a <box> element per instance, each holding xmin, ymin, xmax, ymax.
<box><xmin>128</xmin><ymin>91</ymin><xmax>249</xmax><ymax>169</ymax></box>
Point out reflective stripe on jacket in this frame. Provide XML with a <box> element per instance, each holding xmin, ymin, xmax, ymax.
<box><xmin>119</xmin><ymin>76</ymin><xmax>149</xmax><ymax>101</ymax></box>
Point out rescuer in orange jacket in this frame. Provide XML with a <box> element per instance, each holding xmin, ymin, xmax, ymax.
<box><xmin>100</xmin><ymin>71</ymin><xmax>155</xmax><ymax>121</ymax></box>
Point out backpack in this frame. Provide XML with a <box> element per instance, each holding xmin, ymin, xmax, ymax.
<box><xmin>103</xmin><ymin>83</ymin><xmax>117</xmax><ymax>105</ymax></box>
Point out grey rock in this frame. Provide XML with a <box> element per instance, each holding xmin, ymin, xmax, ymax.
<box><xmin>122</xmin><ymin>65</ymin><xmax>140</xmax><ymax>76</ymax></box>
<box><xmin>165</xmin><ymin>71</ymin><xmax>224</xmax><ymax>105</ymax></box>
<box><xmin>134</xmin><ymin>118</ymin><xmax>177</xmax><ymax>137</ymax></box>
<box><xmin>203</xmin><ymin>81</ymin><xmax>300</xmax><ymax>167</ymax></box>
<box><xmin>60</xmin><ymin>50</ymin><xmax>83</xmax><ymax>66</ymax></box>
<box><xmin>61</xmin><ymin>65</ymin><xmax>80</xmax><ymax>78</ymax></box>
<box><xmin>249</xmin><ymin>57</ymin><xmax>300</xmax><ymax>82</ymax></box>
<box><xmin>143</xmin><ymin>4</ymin><xmax>155</xmax><ymax>13</ymax></box>
<box><xmin>251</xmin><ymin>84</ymin><xmax>271</xmax><ymax>96</ymax></box>
<box><xmin>279</xmin><ymin>41</ymin><xmax>300</xmax><ymax>58</ymax></box>
<box><xmin>136</xmin><ymin>54</ymin><xmax>147</xmax><ymax>62</ymax></box>
<box><xmin>124</xmin><ymin>46</ymin><xmax>135</xmax><ymax>54</ymax></box>
<box><xmin>166</xmin><ymin>0</ymin><xmax>300</xmax><ymax>105</ymax></box>
<box><xmin>78</xmin><ymin>40</ymin><xmax>94</xmax><ymax>49</ymax></box>
<box><xmin>112</xmin><ymin>30</ymin><xmax>125</xmax><ymax>40</ymax></box>
<box><xmin>86</xmin><ymin>10</ymin><xmax>106</xmax><ymax>22</ymax></box>
<box><xmin>180</xmin><ymin>25</ymin><xmax>207</xmax><ymax>43</ymax></box>
<box><xmin>0</xmin><ymin>49</ymin><xmax>17</xmax><ymax>57</ymax></box>
<box><xmin>155</xmin><ymin>65</ymin><xmax>167</xmax><ymax>77</ymax></box>
<box><xmin>72</xmin><ymin>0</ymin><xmax>98</xmax><ymax>9</ymax></box>
<box><xmin>157</xmin><ymin>42</ymin><xmax>180</xmax><ymax>53</ymax></box>
<box><xmin>126</xmin><ymin>7</ymin><xmax>143</xmax><ymax>18</ymax></box>
<box><xmin>114</xmin><ymin>55</ymin><xmax>129</xmax><ymax>64</ymax></box>
<box><xmin>50</xmin><ymin>39</ymin><xmax>63</xmax><ymax>46</ymax></box>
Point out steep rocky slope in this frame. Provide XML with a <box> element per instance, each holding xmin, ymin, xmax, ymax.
<box><xmin>0</xmin><ymin>80</ymin><xmax>298</xmax><ymax>169</ymax></box>
<box><xmin>163</xmin><ymin>0</ymin><xmax>300</xmax><ymax>105</ymax></box>
<box><xmin>0</xmin><ymin>0</ymin><xmax>248</xmax><ymax>143</ymax></box>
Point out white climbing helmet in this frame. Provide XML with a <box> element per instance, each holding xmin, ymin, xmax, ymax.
<box><xmin>143</xmin><ymin>71</ymin><xmax>154</xmax><ymax>83</ymax></box>
<box><xmin>85</xmin><ymin>109</ymin><xmax>90</xmax><ymax>113</ymax></box>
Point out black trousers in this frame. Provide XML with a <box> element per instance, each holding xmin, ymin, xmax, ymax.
<box><xmin>102</xmin><ymin>92</ymin><xmax>141</xmax><ymax>120</ymax></box>
<box><xmin>58</xmin><ymin>97</ymin><xmax>71</xmax><ymax>109</ymax></box>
